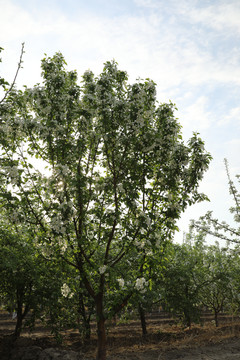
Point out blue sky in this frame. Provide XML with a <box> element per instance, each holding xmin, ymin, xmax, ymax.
<box><xmin>1</xmin><ymin>0</ymin><xmax>240</xmax><ymax>244</ymax></box>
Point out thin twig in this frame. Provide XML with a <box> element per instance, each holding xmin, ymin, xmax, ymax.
<box><xmin>0</xmin><ymin>42</ymin><xmax>25</xmax><ymax>104</ymax></box>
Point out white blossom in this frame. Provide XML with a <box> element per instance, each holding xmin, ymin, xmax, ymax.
<box><xmin>145</xmin><ymin>216</ymin><xmax>151</xmax><ymax>226</ymax></box>
<box><xmin>135</xmin><ymin>240</ymin><xmax>142</xmax><ymax>248</ymax></box>
<box><xmin>58</xmin><ymin>238</ymin><xmax>68</xmax><ymax>254</ymax></box>
<box><xmin>0</xmin><ymin>124</ymin><xmax>11</xmax><ymax>135</ymax></box>
<box><xmin>5</xmin><ymin>166</ymin><xmax>19</xmax><ymax>184</ymax></box>
<box><xmin>117</xmin><ymin>278</ymin><xmax>125</xmax><ymax>288</ymax></box>
<box><xmin>51</xmin><ymin>216</ymin><xmax>66</xmax><ymax>234</ymax></box>
<box><xmin>99</xmin><ymin>265</ymin><xmax>107</xmax><ymax>274</ymax></box>
<box><xmin>9</xmin><ymin>210</ymin><xmax>19</xmax><ymax>223</ymax></box>
<box><xmin>61</xmin><ymin>283</ymin><xmax>73</xmax><ymax>298</ymax></box>
<box><xmin>118</xmin><ymin>183</ymin><xmax>124</xmax><ymax>193</ymax></box>
<box><xmin>41</xmin><ymin>243</ymin><xmax>53</xmax><ymax>259</ymax></box>
<box><xmin>146</xmin><ymin>250</ymin><xmax>153</xmax><ymax>256</ymax></box>
<box><xmin>134</xmin><ymin>219</ymin><xmax>139</xmax><ymax>226</ymax></box>
<box><xmin>135</xmin><ymin>277</ymin><xmax>148</xmax><ymax>292</ymax></box>
<box><xmin>60</xmin><ymin>165</ymin><xmax>70</xmax><ymax>176</ymax></box>
<box><xmin>140</xmin><ymin>241</ymin><xmax>145</xmax><ymax>248</ymax></box>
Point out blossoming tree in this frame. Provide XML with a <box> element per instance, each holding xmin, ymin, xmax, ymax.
<box><xmin>192</xmin><ymin>159</ymin><xmax>240</xmax><ymax>244</ymax></box>
<box><xmin>0</xmin><ymin>52</ymin><xmax>211</xmax><ymax>360</ymax></box>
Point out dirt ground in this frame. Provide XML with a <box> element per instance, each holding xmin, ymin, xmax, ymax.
<box><xmin>1</xmin><ymin>312</ymin><xmax>240</xmax><ymax>359</ymax></box>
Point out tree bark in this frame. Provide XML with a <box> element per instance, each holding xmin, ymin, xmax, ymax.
<box><xmin>14</xmin><ymin>310</ymin><xmax>23</xmax><ymax>339</ymax></box>
<box><xmin>214</xmin><ymin>309</ymin><xmax>219</xmax><ymax>327</ymax></box>
<box><xmin>78</xmin><ymin>293</ymin><xmax>92</xmax><ymax>340</ymax></box>
<box><xmin>183</xmin><ymin>308</ymin><xmax>191</xmax><ymax>328</ymax></box>
<box><xmin>138</xmin><ymin>303</ymin><xmax>147</xmax><ymax>336</ymax></box>
<box><xmin>13</xmin><ymin>287</ymin><xmax>30</xmax><ymax>340</ymax></box>
<box><xmin>84</xmin><ymin>318</ymin><xmax>91</xmax><ymax>340</ymax></box>
<box><xmin>96</xmin><ymin>294</ymin><xmax>107</xmax><ymax>360</ymax></box>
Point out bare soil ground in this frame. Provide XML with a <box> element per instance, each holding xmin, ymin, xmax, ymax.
<box><xmin>1</xmin><ymin>312</ymin><xmax>240</xmax><ymax>359</ymax></box>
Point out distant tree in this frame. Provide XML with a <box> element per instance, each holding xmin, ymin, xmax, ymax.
<box><xmin>193</xmin><ymin>159</ymin><xmax>240</xmax><ymax>244</ymax></box>
<box><xmin>0</xmin><ymin>212</ymin><xmax>47</xmax><ymax>339</ymax></box>
<box><xmin>161</xmin><ymin>232</ymin><xmax>208</xmax><ymax>327</ymax></box>
<box><xmin>127</xmin><ymin>239</ymin><xmax>170</xmax><ymax>336</ymax></box>
<box><xmin>198</xmin><ymin>243</ymin><xmax>232</xmax><ymax>327</ymax></box>
<box><xmin>0</xmin><ymin>52</ymin><xmax>211</xmax><ymax>360</ymax></box>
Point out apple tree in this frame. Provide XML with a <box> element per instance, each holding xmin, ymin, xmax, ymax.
<box><xmin>0</xmin><ymin>52</ymin><xmax>211</xmax><ymax>359</ymax></box>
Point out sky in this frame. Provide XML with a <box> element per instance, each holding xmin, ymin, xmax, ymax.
<box><xmin>1</xmin><ymin>0</ymin><xmax>240</xmax><ymax>245</ymax></box>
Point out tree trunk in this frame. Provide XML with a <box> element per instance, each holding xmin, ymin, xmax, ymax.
<box><xmin>14</xmin><ymin>310</ymin><xmax>23</xmax><ymax>339</ymax></box>
<box><xmin>214</xmin><ymin>309</ymin><xmax>219</xmax><ymax>327</ymax></box>
<box><xmin>83</xmin><ymin>317</ymin><xmax>91</xmax><ymax>340</ymax></box>
<box><xmin>13</xmin><ymin>291</ymin><xmax>24</xmax><ymax>339</ymax></box>
<box><xmin>96</xmin><ymin>294</ymin><xmax>107</xmax><ymax>360</ymax></box>
<box><xmin>78</xmin><ymin>293</ymin><xmax>91</xmax><ymax>340</ymax></box>
<box><xmin>13</xmin><ymin>289</ymin><xmax>30</xmax><ymax>340</ymax></box>
<box><xmin>138</xmin><ymin>303</ymin><xmax>147</xmax><ymax>336</ymax></box>
<box><xmin>183</xmin><ymin>308</ymin><xmax>191</xmax><ymax>328</ymax></box>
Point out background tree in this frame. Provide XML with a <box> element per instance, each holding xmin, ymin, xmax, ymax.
<box><xmin>0</xmin><ymin>53</ymin><xmax>211</xmax><ymax>360</ymax></box>
<box><xmin>226</xmin><ymin>246</ymin><xmax>240</xmax><ymax>318</ymax></box>
<box><xmin>160</xmin><ymin>233</ymin><xmax>208</xmax><ymax>327</ymax></box>
<box><xmin>193</xmin><ymin>159</ymin><xmax>240</xmax><ymax>244</ymax></box>
<box><xmin>124</xmin><ymin>239</ymin><xmax>170</xmax><ymax>337</ymax></box>
<box><xmin>198</xmin><ymin>243</ymin><xmax>233</xmax><ymax>327</ymax></box>
<box><xmin>0</xmin><ymin>212</ymin><xmax>47</xmax><ymax>339</ymax></box>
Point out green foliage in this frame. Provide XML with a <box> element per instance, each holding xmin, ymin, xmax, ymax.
<box><xmin>198</xmin><ymin>242</ymin><xmax>233</xmax><ymax>327</ymax></box>
<box><xmin>160</xmin><ymin>227</ymin><xmax>240</xmax><ymax>328</ymax></box>
<box><xmin>0</xmin><ymin>213</ymin><xmax>48</xmax><ymax>337</ymax></box>
<box><xmin>0</xmin><ymin>50</ymin><xmax>212</xmax><ymax>358</ymax></box>
<box><xmin>160</xmin><ymin>233</ymin><xmax>207</xmax><ymax>327</ymax></box>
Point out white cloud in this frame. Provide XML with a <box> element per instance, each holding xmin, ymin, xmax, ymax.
<box><xmin>1</xmin><ymin>0</ymin><xmax>240</xmax><ymax>91</ymax></box>
<box><xmin>0</xmin><ymin>1</ymin><xmax>64</xmax><ymax>40</ymax></box>
<box><xmin>224</xmin><ymin>138</ymin><xmax>240</xmax><ymax>173</ymax></box>
<box><xmin>134</xmin><ymin>0</ymin><xmax>159</xmax><ymax>8</ymax></box>
<box><xmin>219</xmin><ymin>107</ymin><xmax>240</xmax><ymax>126</ymax></box>
<box><xmin>135</xmin><ymin>0</ymin><xmax>240</xmax><ymax>35</ymax></box>
<box><xmin>178</xmin><ymin>96</ymin><xmax>212</xmax><ymax>132</ymax></box>
<box><xmin>132</xmin><ymin>0</ymin><xmax>240</xmax><ymax>89</ymax></box>
<box><xmin>186</xmin><ymin>3</ymin><xmax>240</xmax><ymax>34</ymax></box>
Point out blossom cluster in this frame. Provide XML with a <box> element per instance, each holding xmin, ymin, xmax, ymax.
<box><xmin>117</xmin><ymin>278</ymin><xmax>125</xmax><ymax>288</ymax></box>
<box><xmin>58</xmin><ymin>238</ymin><xmax>68</xmax><ymax>254</ymax></box>
<box><xmin>135</xmin><ymin>277</ymin><xmax>148</xmax><ymax>292</ymax></box>
<box><xmin>39</xmin><ymin>242</ymin><xmax>54</xmax><ymax>259</ymax></box>
<box><xmin>61</xmin><ymin>283</ymin><xmax>73</xmax><ymax>298</ymax></box>
<box><xmin>54</xmin><ymin>164</ymin><xmax>70</xmax><ymax>177</ymax></box>
<box><xmin>51</xmin><ymin>216</ymin><xmax>66</xmax><ymax>234</ymax></box>
<box><xmin>99</xmin><ymin>265</ymin><xmax>107</xmax><ymax>274</ymax></box>
<box><xmin>4</xmin><ymin>165</ymin><xmax>19</xmax><ymax>185</ymax></box>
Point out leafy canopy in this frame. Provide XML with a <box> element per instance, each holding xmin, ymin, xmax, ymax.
<box><xmin>0</xmin><ymin>52</ymin><xmax>211</xmax><ymax>310</ymax></box>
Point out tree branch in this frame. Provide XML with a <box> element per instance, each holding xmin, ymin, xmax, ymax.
<box><xmin>0</xmin><ymin>43</ymin><xmax>25</xmax><ymax>104</ymax></box>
